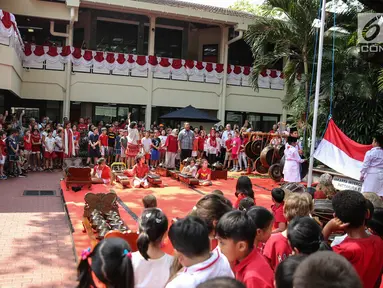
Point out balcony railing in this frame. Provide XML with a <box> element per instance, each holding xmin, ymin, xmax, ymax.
<box><xmin>22</xmin><ymin>44</ymin><xmax>285</xmax><ymax>90</ymax></box>
<box><xmin>0</xmin><ymin>9</ymin><xmax>24</xmax><ymax>61</ymax></box>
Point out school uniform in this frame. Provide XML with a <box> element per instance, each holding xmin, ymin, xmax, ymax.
<box><xmin>234</xmin><ymin>248</ymin><xmax>274</xmax><ymax>288</ymax></box>
<box><xmin>93</xmin><ymin>164</ymin><xmax>111</xmax><ymax>184</ymax></box>
<box><xmin>271</xmin><ymin>203</ymin><xmax>286</xmax><ymax>229</ymax></box>
<box><xmin>54</xmin><ymin>136</ymin><xmax>63</xmax><ymax>159</ymax></box>
<box><xmin>132</xmin><ymin>251</ymin><xmax>173</xmax><ymax>288</ymax></box>
<box><xmin>333</xmin><ymin>235</ymin><xmax>383</xmax><ymax>288</ymax></box>
<box><xmin>165</xmin><ymin>135</ymin><xmax>178</xmax><ymax>169</ymax></box>
<box><xmin>165</xmin><ymin>248</ymin><xmax>234</xmax><ymax>288</ymax></box>
<box><xmin>0</xmin><ymin>138</ymin><xmax>7</xmax><ymax>165</ymax></box>
<box><xmin>132</xmin><ymin>163</ymin><xmax>149</xmax><ymax>187</ymax></box>
<box><xmin>361</xmin><ymin>147</ymin><xmax>383</xmax><ymax>196</ymax></box>
<box><xmin>44</xmin><ymin>137</ymin><xmax>56</xmax><ymax>158</ymax></box>
<box><xmin>141</xmin><ymin>137</ymin><xmax>152</xmax><ymax>160</ymax></box>
<box><xmin>99</xmin><ymin>134</ymin><xmax>108</xmax><ymax>157</ymax></box>
<box><xmin>151</xmin><ymin>137</ymin><xmax>161</xmax><ymax>161</ymax></box>
<box><xmin>263</xmin><ymin>232</ymin><xmax>292</xmax><ymax>271</ymax></box>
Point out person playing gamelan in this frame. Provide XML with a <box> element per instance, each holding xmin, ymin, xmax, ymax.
<box><xmin>132</xmin><ymin>153</ymin><xmax>150</xmax><ymax>188</ymax></box>
<box><xmin>92</xmin><ymin>157</ymin><xmax>113</xmax><ymax>185</ymax></box>
<box><xmin>196</xmin><ymin>159</ymin><xmax>212</xmax><ymax>186</ymax></box>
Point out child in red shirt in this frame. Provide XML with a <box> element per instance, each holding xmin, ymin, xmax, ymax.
<box><xmin>223</xmin><ymin>133</ymin><xmax>233</xmax><ymax>170</ymax></box>
<box><xmin>247</xmin><ymin>206</ymin><xmax>274</xmax><ymax>255</ymax></box>
<box><xmin>23</xmin><ymin>130</ymin><xmax>32</xmax><ymax>170</ymax></box>
<box><xmin>216</xmin><ymin>210</ymin><xmax>274</xmax><ymax>288</ymax></box>
<box><xmin>263</xmin><ymin>192</ymin><xmax>313</xmax><ymax>271</ymax></box>
<box><xmin>92</xmin><ymin>158</ymin><xmax>112</xmax><ymax>184</ymax></box>
<box><xmin>323</xmin><ymin>190</ymin><xmax>383</xmax><ymax>288</ymax></box>
<box><xmin>99</xmin><ymin>128</ymin><xmax>108</xmax><ymax>157</ymax></box>
<box><xmin>132</xmin><ymin>153</ymin><xmax>149</xmax><ymax>188</ymax></box>
<box><xmin>31</xmin><ymin>128</ymin><xmax>42</xmax><ymax>171</ymax></box>
<box><xmin>271</xmin><ymin>188</ymin><xmax>287</xmax><ymax>233</ymax></box>
<box><xmin>234</xmin><ymin>176</ymin><xmax>255</xmax><ymax>209</ymax></box>
<box><xmin>196</xmin><ymin>159</ymin><xmax>212</xmax><ymax>186</ymax></box>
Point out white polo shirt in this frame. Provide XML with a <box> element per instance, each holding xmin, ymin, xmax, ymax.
<box><xmin>165</xmin><ymin>248</ymin><xmax>234</xmax><ymax>288</ymax></box>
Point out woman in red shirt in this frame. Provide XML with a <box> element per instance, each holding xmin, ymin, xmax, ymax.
<box><xmin>132</xmin><ymin>153</ymin><xmax>149</xmax><ymax>188</ymax></box>
<box><xmin>164</xmin><ymin>129</ymin><xmax>178</xmax><ymax>169</ymax></box>
<box><xmin>196</xmin><ymin>159</ymin><xmax>212</xmax><ymax>186</ymax></box>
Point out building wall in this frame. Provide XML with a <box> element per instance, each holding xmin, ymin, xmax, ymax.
<box><xmin>0</xmin><ymin>45</ymin><xmax>22</xmax><ymax>96</ymax></box>
<box><xmin>197</xmin><ymin>27</ymin><xmax>221</xmax><ymax>61</ymax></box>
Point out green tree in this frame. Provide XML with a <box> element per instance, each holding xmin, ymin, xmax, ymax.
<box><xmin>229</xmin><ymin>0</ymin><xmax>282</xmax><ymax>17</ymax></box>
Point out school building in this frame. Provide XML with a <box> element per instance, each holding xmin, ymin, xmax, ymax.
<box><xmin>0</xmin><ymin>0</ymin><xmax>286</xmax><ymax>130</ymax></box>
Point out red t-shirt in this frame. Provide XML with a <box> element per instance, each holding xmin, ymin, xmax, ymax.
<box><xmin>240</xmin><ymin>138</ymin><xmax>249</xmax><ymax>152</ymax></box>
<box><xmin>263</xmin><ymin>232</ymin><xmax>292</xmax><ymax>271</ymax></box>
<box><xmin>94</xmin><ymin>165</ymin><xmax>111</xmax><ymax>180</ymax></box>
<box><xmin>272</xmin><ymin>203</ymin><xmax>287</xmax><ymax>229</ymax></box>
<box><xmin>165</xmin><ymin>135</ymin><xmax>178</xmax><ymax>153</ymax></box>
<box><xmin>99</xmin><ymin>134</ymin><xmax>108</xmax><ymax>147</ymax></box>
<box><xmin>31</xmin><ymin>134</ymin><xmax>41</xmax><ymax>146</ymax></box>
<box><xmin>314</xmin><ymin>190</ymin><xmax>327</xmax><ymax>199</ymax></box>
<box><xmin>133</xmin><ymin>163</ymin><xmax>149</xmax><ymax>179</ymax></box>
<box><xmin>234</xmin><ymin>248</ymin><xmax>274</xmax><ymax>288</ymax></box>
<box><xmin>78</xmin><ymin>123</ymin><xmax>88</xmax><ymax>131</ymax></box>
<box><xmin>23</xmin><ymin>135</ymin><xmax>32</xmax><ymax>150</ymax></box>
<box><xmin>198</xmin><ymin>136</ymin><xmax>205</xmax><ymax>151</ymax></box>
<box><xmin>73</xmin><ymin>131</ymin><xmax>80</xmax><ymax>141</ymax></box>
<box><xmin>226</xmin><ymin>139</ymin><xmax>233</xmax><ymax>151</ymax></box>
<box><xmin>333</xmin><ymin>235</ymin><xmax>383</xmax><ymax>288</ymax></box>
<box><xmin>197</xmin><ymin>168</ymin><xmax>211</xmax><ymax>180</ymax></box>
<box><xmin>234</xmin><ymin>193</ymin><xmax>247</xmax><ymax>209</ymax></box>
<box><xmin>0</xmin><ymin>139</ymin><xmax>6</xmax><ymax>156</ymax></box>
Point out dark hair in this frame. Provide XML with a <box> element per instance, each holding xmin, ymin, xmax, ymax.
<box><xmin>168</xmin><ymin>216</ymin><xmax>210</xmax><ymax>258</ymax></box>
<box><xmin>216</xmin><ymin>210</ymin><xmax>256</xmax><ymax>249</ymax></box>
<box><xmin>135</xmin><ymin>153</ymin><xmax>145</xmax><ymax>164</ymax></box>
<box><xmin>137</xmin><ymin>208</ymin><xmax>168</xmax><ymax>260</ymax></box>
<box><xmin>374</xmin><ymin>134</ymin><xmax>383</xmax><ymax>147</ymax></box>
<box><xmin>10</xmin><ymin>128</ymin><xmax>17</xmax><ymax>135</ymax></box>
<box><xmin>46</xmin><ymin>129</ymin><xmax>52</xmax><ymax>134</ymax></box>
<box><xmin>275</xmin><ymin>255</ymin><xmax>307</xmax><ymax>288</ymax></box>
<box><xmin>367</xmin><ymin>207</ymin><xmax>383</xmax><ymax>236</ymax></box>
<box><xmin>77</xmin><ymin>238</ymin><xmax>134</xmax><ymax>288</ymax></box>
<box><xmin>142</xmin><ymin>194</ymin><xmax>157</xmax><ymax>208</ymax></box>
<box><xmin>197</xmin><ymin>277</ymin><xmax>245</xmax><ymax>288</ymax></box>
<box><xmin>0</xmin><ymin>131</ymin><xmax>6</xmax><ymax>137</ymax></box>
<box><xmin>129</xmin><ymin>121</ymin><xmax>137</xmax><ymax>129</ymax></box>
<box><xmin>365</xmin><ymin>199</ymin><xmax>374</xmax><ymax>221</ymax></box>
<box><xmin>247</xmin><ymin>206</ymin><xmax>274</xmax><ymax>230</ymax></box>
<box><xmin>287</xmin><ymin>216</ymin><xmax>331</xmax><ymax>254</ymax></box>
<box><xmin>332</xmin><ymin>190</ymin><xmax>367</xmax><ymax>228</ymax></box>
<box><xmin>235</xmin><ymin>176</ymin><xmax>254</xmax><ymax>199</ymax></box>
<box><xmin>271</xmin><ymin>188</ymin><xmax>285</xmax><ymax>203</ymax></box>
<box><xmin>190</xmin><ymin>194</ymin><xmax>233</xmax><ymax>234</ymax></box>
<box><xmin>293</xmin><ymin>251</ymin><xmax>362</xmax><ymax>288</ymax></box>
<box><xmin>238</xmin><ymin>197</ymin><xmax>255</xmax><ymax>212</ymax></box>
<box><xmin>211</xmin><ymin>190</ymin><xmax>224</xmax><ymax>196</ymax></box>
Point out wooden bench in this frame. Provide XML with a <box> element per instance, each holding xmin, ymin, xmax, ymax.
<box><xmin>65</xmin><ymin>167</ymin><xmax>92</xmax><ymax>190</ymax></box>
<box><xmin>179</xmin><ymin>174</ymin><xmax>199</xmax><ymax>186</ymax></box>
<box><xmin>211</xmin><ymin>169</ymin><xmax>227</xmax><ymax>180</ymax></box>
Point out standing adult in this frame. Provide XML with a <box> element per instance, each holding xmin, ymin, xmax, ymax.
<box><xmin>126</xmin><ymin>113</ymin><xmax>140</xmax><ymax>169</ymax></box>
<box><xmin>178</xmin><ymin>122</ymin><xmax>194</xmax><ymax>161</ymax></box>
<box><xmin>220</xmin><ymin>124</ymin><xmax>234</xmax><ymax>163</ymax></box>
<box><xmin>361</xmin><ymin>135</ymin><xmax>383</xmax><ymax>196</ymax></box>
<box><xmin>63</xmin><ymin>121</ymin><xmax>75</xmax><ymax>158</ymax></box>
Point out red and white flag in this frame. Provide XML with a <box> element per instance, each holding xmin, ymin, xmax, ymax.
<box><xmin>313</xmin><ymin>119</ymin><xmax>373</xmax><ymax>180</ymax></box>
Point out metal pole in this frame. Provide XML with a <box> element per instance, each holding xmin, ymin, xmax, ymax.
<box><xmin>307</xmin><ymin>0</ymin><xmax>327</xmax><ymax>187</ymax></box>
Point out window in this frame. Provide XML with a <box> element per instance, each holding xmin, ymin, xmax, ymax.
<box><xmin>203</xmin><ymin>44</ymin><xmax>218</xmax><ymax>63</ymax></box>
<box><xmin>94</xmin><ymin>106</ymin><xmax>117</xmax><ymax>123</ymax></box>
<box><xmin>248</xmin><ymin>115</ymin><xmax>261</xmax><ymax>131</ymax></box>
<box><xmin>226</xmin><ymin>112</ymin><xmax>243</xmax><ymax>127</ymax></box>
<box><xmin>155</xmin><ymin>27</ymin><xmax>182</xmax><ymax>58</ymax></box>
<box><xmin>262</xmin><ymin>115</ymin><xmax>279</xmax><ymax>132</ymax></box>
<box><xmin>96</xmin><ymin>20</ymin><xmax>138</xmax><ymax>54</ymax></box>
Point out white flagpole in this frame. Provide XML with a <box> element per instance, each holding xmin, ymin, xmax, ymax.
<box><xmin>307</xmin><ymin>0</ymin><xmax>327</xmax><ymax>187</ymax></box>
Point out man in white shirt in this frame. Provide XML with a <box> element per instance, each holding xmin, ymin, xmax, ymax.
<box><xmin>361</xmin><ymin>135</ymin><xmax>383</xmax><ymax>196</ymax></box>
<box><xmin>166</xmin><ymin>216</ymin><xmax>234</xmax><ymax>288</ymax></box>
<box><xmin>220</xmin><ymin>124</ymin><xmax>234</xmax><ymax>162</ymax></box>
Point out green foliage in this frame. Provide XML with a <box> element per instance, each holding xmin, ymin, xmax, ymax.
<box><xmin>245</xmin><ymin>0</ymin><xmax>383</xmax><ymax>144</ymax></box>
<box><xmin>229</xmin><ymin>0</ymin><xmax>283</xmax><ymax>17</ymax></box>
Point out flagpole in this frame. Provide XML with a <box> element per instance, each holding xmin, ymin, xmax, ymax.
<box><xmin>307</xmin><ymin>0</ymin><xmax>327</xmax><ymax>187</ymax></box>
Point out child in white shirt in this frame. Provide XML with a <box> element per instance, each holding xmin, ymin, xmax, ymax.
<box><xmin>166</xmin><ymin>216</ymin><xmax>234</xmax><ymax>288</ymax></box>
<box><xmin>44</xmin><ymin>130</ymin><xmax>56</xmax><ymax>171</ymax></box>
<box><xmin>181</xmin><ymin>158</ymin><xmax>198</xmax><ymax>178</ymax></box>
<box><xmin>141</xmin><ymin>131</ymin><xmax>152</xmax><ymax>165</ymax></box>
<box><xmin>132</xmin><ymin>208</ymin><xmax>173</xmax><ymax>288</ymax></box>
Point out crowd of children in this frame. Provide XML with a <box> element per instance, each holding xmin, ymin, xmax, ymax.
<box><xmin>76</xmin><ymin>179</ymin><xmax>383</xmax><ymax>288</ymax></box>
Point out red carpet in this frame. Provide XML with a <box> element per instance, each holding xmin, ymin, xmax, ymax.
<box><xmin>61</xmin><ymin>176</ymin><xmax>274</xmax><ymax>258</ymax></box>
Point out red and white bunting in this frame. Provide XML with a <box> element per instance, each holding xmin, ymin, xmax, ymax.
<box><xmin>21</xmin><ymin>45</ymin><xmax>284</xmax><ymax>88</ymax></box>
<box><xmin>0</xmin><ymin>9</ymin><xmax>24</xmax><ymax>59</ymax></box>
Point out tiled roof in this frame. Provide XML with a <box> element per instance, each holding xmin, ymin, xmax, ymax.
<box><xmin>130</xmin><ymin>0</ymin><xmax>255</xmax><ymax>19</ymax></box>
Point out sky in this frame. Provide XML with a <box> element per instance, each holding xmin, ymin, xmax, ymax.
<box><xmin>178</xmin><ymin>0</ymin><xmax>264</xmax><ymax>8</ymax></box>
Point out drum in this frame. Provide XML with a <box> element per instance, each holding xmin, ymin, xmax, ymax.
<box><xmin>312</xmin><ymin>199</ymin><xmax>334</xmax><ymax>226</ymax></box>
<box><xmin>147</xmin><ymin>174</ymin><xmax>162</xmax><ymax>185</ymax></box>
<box><xmin>255</xmin><ymin>157</ymin><xmax>268</xmax><ymax>174</ymax></box>
<box><xmin>179</xmin><ymin>174</ymin><xmax>199</xmax><ymax>185</ymax></box>
<box><xmin>260</xmin><ymin>146</ymin><xmax>276</xmax><ymax>168</ymax></box>
<box><xmin>245</xmin><ymin>141</ymin><xmax>256</xmax><ymax>159</ymax></box>
<box><xmin>275</xmin><ymin>144</ymin><xmax>285</xmax><ymax>159</ymax></box>
<box><xmin>251</xmin><ymin>140</ymin><xmax>262</xmax><ymax>156</ymax></box>
<box><xmin>268</xmin><ymin>164</ymin><xmax>282</xmax><ymax>182</ymax></box>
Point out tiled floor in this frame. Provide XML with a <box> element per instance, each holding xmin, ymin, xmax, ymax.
<box><xmin>0</xmin><ymin>172</ymin><xmax>77</xmax><ymax>288</ymax></box>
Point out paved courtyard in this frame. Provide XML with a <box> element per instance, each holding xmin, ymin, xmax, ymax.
<box><xmin>0</xmin><ymin>172</ymin><xmax>77</xmax><ymax>288</ymax></box>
